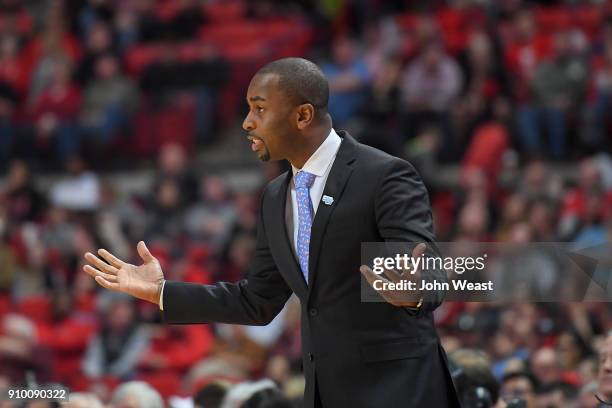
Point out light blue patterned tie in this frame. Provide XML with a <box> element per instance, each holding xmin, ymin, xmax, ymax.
<box><xmin>295</xmin><ymin>170</ymin><xmax>316</xmax><ymax>283</ymax></box>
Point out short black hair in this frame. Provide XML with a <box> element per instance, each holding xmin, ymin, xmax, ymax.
<box><xmin>255</xmin><ymin>57</ymin><xmax>329</xmax><ymax>111</ymax></box>
<box><xmin>193</xmin><ymin>382</ymin><xmax>228</xmax><ymax>408</ymax></box>
<box><xmin>242</xmin><ymin>388</ymin><xmax>293</xmax><ymax>408</ymax></box>
<box><xmin>501</xmin><ymin>371</ymin><xmax>539</xmax><ymax>391</ymax></box>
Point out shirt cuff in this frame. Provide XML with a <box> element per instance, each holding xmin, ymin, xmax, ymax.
<box><xmin>159</xmin><ymin>280</ymin><xmax>165</xmax><ymax>311</ymax></box>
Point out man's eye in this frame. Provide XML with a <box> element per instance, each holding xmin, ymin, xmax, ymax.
<box><xmin>256</xmin><ymin>107</ymin><xmax>264</xmax><ymax>113</ymax></box>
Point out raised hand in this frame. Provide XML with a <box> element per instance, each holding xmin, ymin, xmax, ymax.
<box><xmin>83</xmin><ymin>241</ymin><xmax>165</xmax><ymax>305</ymax></box>
<box><xmin>359</xmin><ymin>243</ymin><xmax>427</xmax><ymax>307</ymax></box>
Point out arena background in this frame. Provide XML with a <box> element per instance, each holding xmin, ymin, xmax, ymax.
<box><xmin>0</xmin><ymin>0</ymin><xmax>611</xmax><ymax>407</ymax></box>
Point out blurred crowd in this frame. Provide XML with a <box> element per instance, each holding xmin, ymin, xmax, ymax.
<box><xmin>0</xmin><ymin>0</ymin><xmax>611</xmax><ymax>407</ymax></box>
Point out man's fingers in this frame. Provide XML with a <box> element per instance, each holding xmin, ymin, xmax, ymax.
<box><xmin>83</xmin><ymin>265</ymin><xmax>119</xmax><ymax>283</ymax></box>
<box><xmin>97</xmin><ymin>249</ymin><xmax>126</xmax><ymax>268</ymax></box>
<box><xmin>412</xmin><ymin>243</ymin><xmax>427</xmax><ymax>259</ymax></box>
<box><xmin>383</xmin><ymin>268</ymin><xmax>403</xmax><ymax>284</ymax></box>
<box><xmin>360</xmin><ymin>265</ymin><xmax>397</xmax><ymax>304</ymax></box>
<box><xmin>94</xmin><ymin>275</ymin><xmax>120</xmax><ymax>291</ymax></box>
<box><xmin>137</xmin><ymin>241</ymin><xmax>155</xmax><ymax>264</ymax></box>
<box><xmin>360</xmin><ymin>265</ymin><xmax>392</xmax><ymax>288</ymax></box>
<box><xmin>399</xmin><ymin>243</ymin><xmax>428</xmax><ymax>276</ymax></box>
<box><xmin>360</xmin><ymin>265</ymin><xmax>378</xmax><ymax>286</ymax></box>
<box><xmin>84</xmin><ymin>252</ymin><xmax>119</xmax><ymax>275</ymax></box>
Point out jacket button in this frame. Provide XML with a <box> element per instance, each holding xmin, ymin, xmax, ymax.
<box><xmin>308</xmin><ymin>353</ymin><xmax>314</xmax><ymax>362</ymax></box>
<box><xmin>309</xmin><ymin>308</ymin><xmax>318</xmax><ymax>317</ymax></box>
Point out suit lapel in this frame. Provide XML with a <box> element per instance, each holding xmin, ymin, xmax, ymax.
<box><xmin>307</xmin><ymin>132</ymin><xmax>357</xmax><ymax>296</ymax></box>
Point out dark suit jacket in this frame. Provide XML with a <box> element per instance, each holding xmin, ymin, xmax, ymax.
<box><xmin>162</xmin><ymin>131</ymin><xmax>461</xmax><ymax>407</ymax></box>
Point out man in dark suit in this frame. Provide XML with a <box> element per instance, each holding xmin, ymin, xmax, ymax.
<box><xmin>83</xmin><ymin>58</ymin><xmax>460</xmax><ymax>407</ymax></box>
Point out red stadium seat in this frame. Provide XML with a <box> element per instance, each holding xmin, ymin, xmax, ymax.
<box><xmin>203</xmin><ymin>0</ymin><xmax>246</xmax><ymax>22</ymax></box>
<box><xmin>156</xmin><ymin>105</ymin><xmax>195</xmax><ymax>149</ymax></box>
<box><xmin>125</xmin><ymin>45</ymin><xmax>162</xmax><ymax>76</ymax></box>
<box><xmin>575</xmin><ymin>6</ymin><xmax>602</xmax><ymax>38</ymax></box>
<box><xmin>132</xmin><ymin>103</ymin><xmax>195</xmax><ymax>157</ymax></box>
<box><xmin>17</xmin><ymin>295</ymin><xmax>51</xmax><ymax>323</ymax></box>
<box><xmin>0</xmin><ymin>294</ymin><xmax>10</xmax><ymax>315</ymax></box>
<box><xmin>219</xmin><ymin>40</ymin><xmax>268</xmax><ymax>61</ymax></box>
<box><xmin>534</xmin><ymin>6</ymin><xmax>573</xmax><ymax>33</ymax></box>
<box><xmin>394</xmin><ymin>13</ymin><xmax>417</xmax><ymax>32</ymax></box>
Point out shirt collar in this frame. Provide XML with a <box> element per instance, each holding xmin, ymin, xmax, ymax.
<box><xmin>291</xmin><ymin>128</ymin><xmax>342</xmax><ymax>178</ymax></box>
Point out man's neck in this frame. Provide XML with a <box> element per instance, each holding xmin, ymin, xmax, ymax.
<box><xmin>288</xmin><ymin>127</ymin><xmax>332</xmax><ymax>169</ymax></box>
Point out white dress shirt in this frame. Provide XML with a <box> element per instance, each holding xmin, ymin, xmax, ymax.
<box><xmin>285</xmin><ymin>128</ymin><xmax>342</xmax><ymax>255</ymax></box>
<box><xmin>160</xmin><ymin>128</ymin><xmax>342</xmax><ymax>310</ymax></box>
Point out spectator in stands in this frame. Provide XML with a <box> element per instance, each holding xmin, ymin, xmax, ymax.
<box><xmin>0</xmin><ymin>314</ymin><xmax>52</xmax><ymax>384</ymax></box>
<box><xmin>155</xmin><ymin>143</ymin><xmax>199</xmax><ymax>206</ymax></box>
<box><xmin>109</xmin><ymin>380</ymin><xmax>164</xmax><ymax>408</ymax></box>
<box><xmin>28</xmin><ymin>57</ymin><xmax>81</xmax><ymax>164</ymax></box>
<box><xmin>139</xmin><ymin>40</ymin><xmax>228</xmax><ymax>112</ymax></box>
<box><xmin>145</xmin><ymin>178</ymin><xmax>185</xmax><ymax>242</ymax></box>
<box><xmin>499</xmin><ymin>371</ymin><xmax>537</xmax><ymax>408</ymax></box>
<box><xmin>39</xmin><ymin>203</ymin><xmax>96</xmax><ymax>290</ymax></box>
<box><xmin>527</xmin><ymin>198</ymin><xmax>558</xmax><ymax>241</ymax></box>
<box><xmin>531</xmin><ymin>347</ymin><xmax>562</xmax><ymax>387</ymax></box>
<box><xmin>242</xmin><ymin>387</ymin><xmax>294</xmax><ymax>408</ymax></box>
<box><xmin>49</xmin><ymin>156</ymin><xmax>100</xmax><ymax>212</ymax></box>
<box><xmin>570</xmin><ymin>187</ymin><xmax>611</xmax><ymax>247</ymax></box>
<box><xmin>0</xmin><ymin>208</ymin><xmax>15</xmax><ymax>293</ymax></box>
<box><xmin>449</xmin><ymin>348</ymin><xmax>500</xmax><ymax>407</ymax></box>
<box><xmin>193</xmin><ymin>381</ymin><xmax>230</xmax><ymax>408</ymax></box>
<box><xmin>213</xmin><ymin>323</ymin><xmax>268</xmax><ymax>376</ymax></box>
<box><xmin>560</xmin><ymin>158</ymin><xmax>612</xmax><ymax>238</ymax></box>
<box><xmin>585</xmin><ymin>43</ymin><xmax>612</xmax><ymax>150</ymax></box>
<box><xmin>454</xmin><ymin>198</ymin><xmax>491</xmax><ymax>242</ymax></box>
<box><xmin>536</xmin><ymin>381</ymin><xmax>578</xmax><ymax>408</ymax></box>
<box><xmin>321</xmin><ymin>36</ymin><xmax>371</xmax><ymax>128</ymax></box>
<box><xmin>504</xmin><ymin>8</ymin><xmax>550</xmax><ymax>105</ymax></box>
<box><xmin>219</xmin><ymin>233</ymin><xmax>256</xmax><ymax>283</ymax></box>
<box><xmin>495</xmin><ymin>192</ymin><xmax>528</xmax><ymax>242</ymax></box>
<box><xmin>456</xmin><ymin>31</ymin><xmax>510</xmax><ymax>156</ymax></box>
<box><xmin>519</xmin><ymin>159</ymin><xmax>562</xmax><ymax>202</ymax></box>
<box><xmin>598</xmin><ymin>333</ymin><xmax>612</xmax><ymax>404</ymax></box>
<box><xmin>359</xmin><ymin>55</ymin><xmax>403</xmax><ymax>154</ymax></box>
<box><xmin>460</xmin><ymin>30</ymin><xmax>508</xmax><ymax>104</ymax></box>
<box><xmin>25</xmin><ymin>0</ymin><xmax>80</xmax><ymax>105</ymax></box>
<box><xmin>399</xmin><ymin>40</ymin><xmax>462</xmax><ymax>160</ymax></box>
<box><xmin>36</xmin><ymin>290</ymin><xmax>96</xmax><ymax>385</ymax></box>
<box><xmin>163</xmin><ymin>0</ymin><xmax>207</xmax><ymax>41</ymax></box>
<box><xmin>2</xmin><ymin>160</ymin><xmax>46</xmax><ymax>224</ymax></box>
<box><xmin>577</xmin><ymin>381</ymin><xmax>600</xmax><ymax>408</ymax></box>
<box><xmin>0</xmin><ymin>33</ymin><xmax>28</xmax><ymax>99</ymax></box>
<box><xmin>138</xmin><ymin>324</ymin><xmax>213</xmax><ymax>375</ymax></box>
<box><xmin>75</xmin><ymin>20</ymin><xmax>117</xmax><ymax>85</ymax></box>
<box><xmin>0</xmin><ymin>82</ymin><xmax>17</xmax><ymax>168</ymax></box>
<box><xmin>558</xmin><ymin>330</ymin><xmax>594</xmax><ymax>373</ymax></box>
<box><xmin>517</xmin><ymin>30</ymin><xmax>589</xmax><ymax>159</ymax></box>
<box><xmin>460</xmin><ymin>97</ymin><xmax>512</xmax><ymax>200</ymax></box>
<box><xmin>221</xmin><ymin>379</ymin><xmax>278</xmax><ymax>408</ymax></box>
<box><xmin>82</xmin><ymin>293</ymin><xmax>150</xmax><ymax>381</ymax></box>
<box><xmin>81</xmin><ymin>53</ymin><xmax>139</xmax><ymax>149</ymax></box>
<box><xmin>184</xmin><ymin>175</ymin><xmax>237</xmax><ymax>252</ymax></box>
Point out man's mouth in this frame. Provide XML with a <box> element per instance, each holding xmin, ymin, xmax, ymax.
<box><xmin>247</xmin><ymin>135</ymin><xmax>263</xmax><ymax>152</ymax></box>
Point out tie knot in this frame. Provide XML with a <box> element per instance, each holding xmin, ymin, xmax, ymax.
<box><xmin>295</xmin><ymin>171</ymin><xmax>315</xmax><ymax>189</ymax></box>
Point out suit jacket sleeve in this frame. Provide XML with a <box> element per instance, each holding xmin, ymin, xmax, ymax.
<box><xmin>374</xmin><ymin>157</ymin><xmax>446</xmax><ymax>317</ymax></box>
<box><xmin>161</xmin><ymin>188</ymin><xmax>293</xmax><ymax>325</ymax></box>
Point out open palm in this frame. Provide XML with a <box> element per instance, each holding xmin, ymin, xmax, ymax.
<box><xmin>83</xmin><ymin>241</ymin><xmax>165</xmax><ymax>305</ymax></box>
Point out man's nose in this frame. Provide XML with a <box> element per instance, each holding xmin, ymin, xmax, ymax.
<box><xmin>242</xmin><ymin>113</ymin><xmax>255</xmax><ymax>132</ymax></box>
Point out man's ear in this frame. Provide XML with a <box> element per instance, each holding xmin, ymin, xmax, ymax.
<box><xmin>296</xmin><ymin>103</ymin><xmax>315</xmax><ymax>130</ymax></box>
